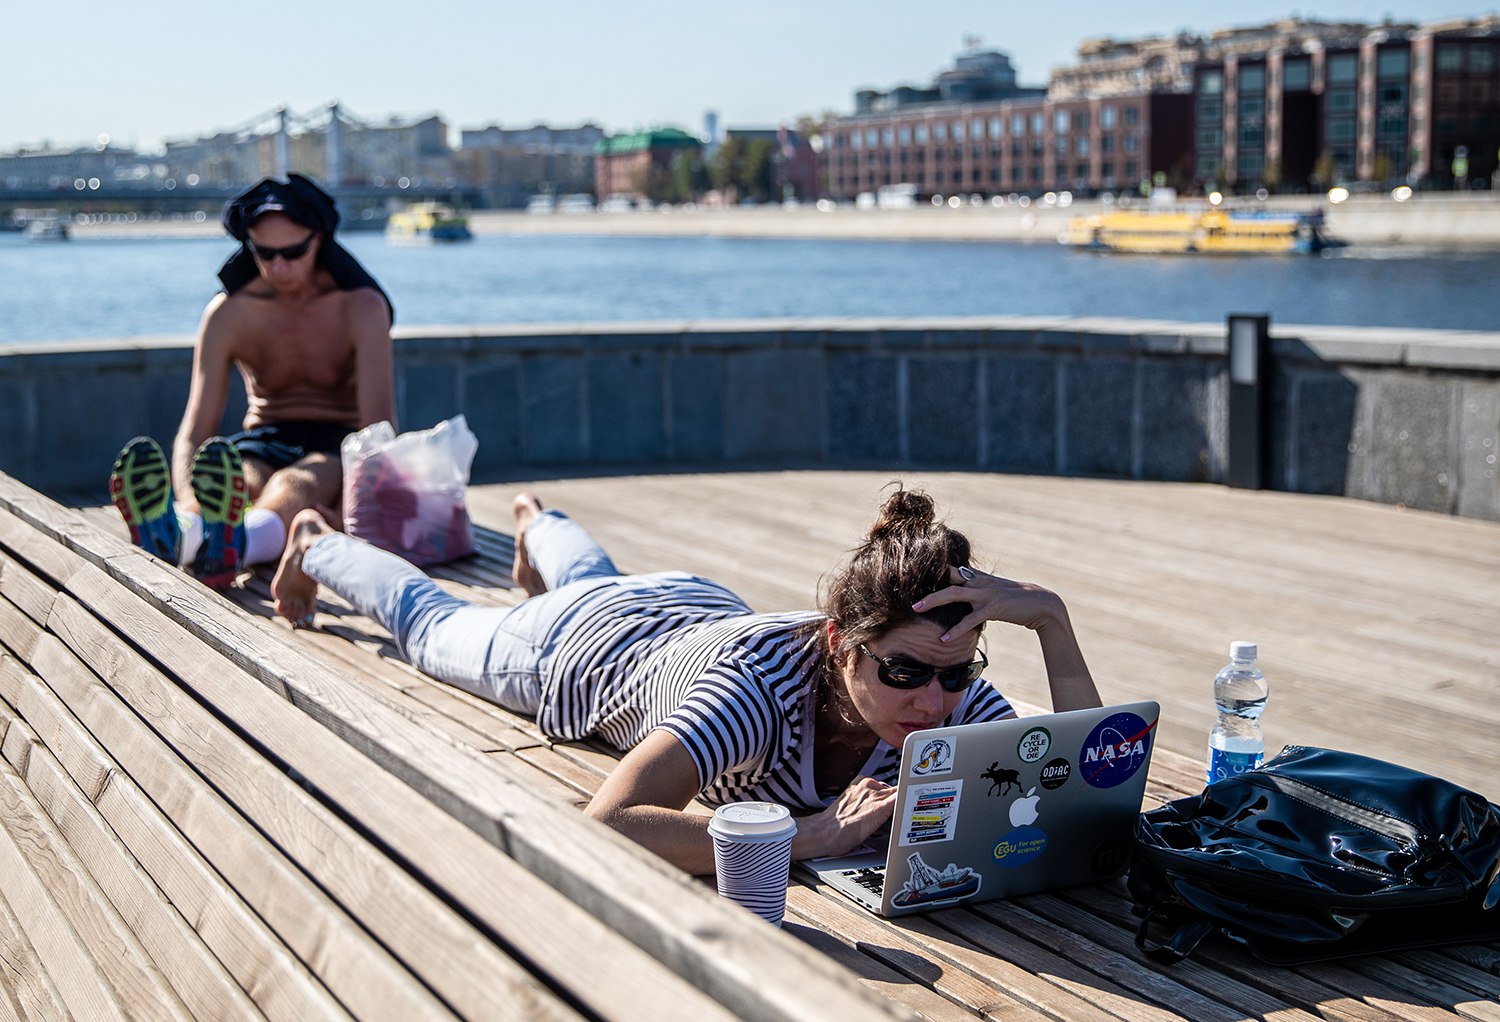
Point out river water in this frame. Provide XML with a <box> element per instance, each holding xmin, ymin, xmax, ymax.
<box><xmin>3</xmin><ymin>230</ymin><xmax>1498</xmax><ymax>344</ymax></box>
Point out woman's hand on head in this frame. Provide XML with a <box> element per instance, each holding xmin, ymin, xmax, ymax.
<box><xmin>792</xmin><ymin>776</ymin><xmax>897</xmax><ymax>861</ymax></box>
<box><xmin>912</xmin><ymin>565</ymin><xmax>1067</xmax><ymax>641</ymax></box>
<box><xmin>914</xmin><ymin>566</ymin><xmax>1103</xmax><ymax>712</ymax></box>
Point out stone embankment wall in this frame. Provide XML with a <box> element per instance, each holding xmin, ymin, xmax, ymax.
<box><xmin>4</xmin><ymin>317</ymin><xmax>1497</xmax><ymax>520</ymax></box>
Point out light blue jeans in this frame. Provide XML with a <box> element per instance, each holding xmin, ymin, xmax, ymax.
<box><xmin>302</xmin><ymin>510</ymin><xmax>621</xmax><ymax>712</ymax></box>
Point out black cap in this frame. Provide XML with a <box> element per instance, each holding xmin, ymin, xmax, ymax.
<box><xmin>222</xmin><ymin>172</ymin><xmax>340</xmax><ymax>240</ymax></box>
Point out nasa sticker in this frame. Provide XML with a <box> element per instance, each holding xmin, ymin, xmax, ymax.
<box><xmin>1016</xmin><ymin>726</ymin><xmax>1051</xmax><ymax>763</ymax></box>
<box><xmin>991</xmin><ymin>787</ymin><xmax>1047</xmax><ymax>867</ymax></box>
<box><xmin>1077</xmin><ymin>711</ymin><xmax>1154</xmax><ymax>789</ymax></box>
<box><xmin>910</xmin><ymin>736</ymin><xmax>955</xmax><ymax>776</ymax></box>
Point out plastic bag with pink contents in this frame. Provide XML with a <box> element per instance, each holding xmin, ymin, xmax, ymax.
<box><xmin>341</xmin><ymin>415</ymin><xmax>478</xmax><ymax>565</ymax></box>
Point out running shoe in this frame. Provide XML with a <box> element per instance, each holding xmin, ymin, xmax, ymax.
<box><xmin>109</xmin><ymin>436</ymin><xmax>181</xmax><ymax>564</ymax></box>
<box><xmin>189</xmin><ymin>437</ymin><xmax>249</xmax><ymax>589</ymax></box>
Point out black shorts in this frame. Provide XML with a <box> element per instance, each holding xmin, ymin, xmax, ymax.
<box><xmin>227</xmin><ymin>421</ymin><xmax>354</xmax><ymax>472</ymax></box>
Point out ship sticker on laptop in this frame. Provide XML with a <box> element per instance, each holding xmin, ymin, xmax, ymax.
<box><xmin>992</xmin><ymin>787</ymin><xmax>1048</xmax><ymax>866</ymax></box>
<box><xmin>1078</xmin><ymin>711</ymin><xmax>1155</xmax><ymax>789</ymax></box>
<box><xmin>899</xmin><ymin>780</ymin><xmax>963</xmax><ymax>846</ymax></box>
<box><xmin>891</xmin><ymin>852</ymin><xmax>982</xmax><ymax>909</ymax></box>
<box><xmin>910</xmin><ymin>736</ymin><xmax>955</xmax><ymax>776</ymax></box>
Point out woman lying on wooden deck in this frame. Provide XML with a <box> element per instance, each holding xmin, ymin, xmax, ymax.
<box><xmin>271</xmin><ymin>487</ymin><xmax>1102</xmax><ymax>874</ymax></box>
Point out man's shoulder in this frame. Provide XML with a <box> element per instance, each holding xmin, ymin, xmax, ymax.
<box><xmin>341</xmin><ymin>285</ymin><xmax>392</xmax><ymax>319</ymax></box>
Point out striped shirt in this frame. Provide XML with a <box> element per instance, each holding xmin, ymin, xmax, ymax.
<box><xmin>535</xmin><ymin>571</ymin><xmax>1016</xmax><ymax>811</ymax></box>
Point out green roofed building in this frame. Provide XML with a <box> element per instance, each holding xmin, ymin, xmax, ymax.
<box><xmin>595</xmin><ymin>128</ymin><xmax>703</xmax><ymax>202</ymax></box>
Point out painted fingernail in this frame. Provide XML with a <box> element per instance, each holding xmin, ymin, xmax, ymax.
<box><xmin>940</xmin><ymin>632</ymin><xmax>952</xmax><ymax>642</ymax></box>
<box><xmin>912</xmin><ymin>600</ymin><xmax>925</xmax><ymax>610</ymax></box>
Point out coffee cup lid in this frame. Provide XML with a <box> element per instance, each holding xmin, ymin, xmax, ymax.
<box><xmin>709</xmin><ymin>801</ymin><xmax>795</xmax><ymax>838</ymax></box>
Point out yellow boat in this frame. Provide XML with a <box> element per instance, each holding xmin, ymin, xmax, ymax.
<box><xmin>386</xmin><ymin>202</ymin><xmax>473</xmax><ymax>243</ymax></box>
<box><xmin>1062</xmin><ymin>207</ymin><xmax>1341</xmax><ymax>254</ymax></box>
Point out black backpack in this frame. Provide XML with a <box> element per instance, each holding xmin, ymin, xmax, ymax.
<box><xmin>1128</xmin><ymin>745</ymin><xmax>1500</xmax><ymax>964</ymax></box>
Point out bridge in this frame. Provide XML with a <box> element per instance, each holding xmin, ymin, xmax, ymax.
<box><xmin>0</xmin><ymin>101</ymin><xmax>486</xmax><ymax>217</ymax></box>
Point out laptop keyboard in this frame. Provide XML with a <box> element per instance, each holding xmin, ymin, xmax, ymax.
<box><xmin>842</xmin><ymin>866</ymin><xmax>886</xmax><ymax>896</ymax></box>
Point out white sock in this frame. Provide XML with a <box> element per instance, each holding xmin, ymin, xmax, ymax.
<box><xmin>175</xmin><ymin>507</ymin><xmax>286</xmax><ymax>565</ymax></box>
<box><xmin>244</xmin><ymin>508</ymin><xmax>288</xmax><ymax>565</ymax></box>
<box><xmin>176</xmin><ymin>510</ymin><xmax>203</xmax><ymax>566</ymax></box>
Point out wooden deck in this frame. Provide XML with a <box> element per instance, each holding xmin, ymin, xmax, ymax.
<box><xmin>2</xmin><ymin>468</ymin><xmax>1497</xmax><ymax>1020</ymax></box>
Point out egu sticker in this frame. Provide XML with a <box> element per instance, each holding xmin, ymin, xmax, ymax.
<box><xmin>1078</xmin><ymin>711</ymin><xmax>1154</xmax><ymax>788</ymax></box>
<box><xmin>911</xmin><ymin>736</ymin><xmax>955</xmax><ymax>776</ymax></box>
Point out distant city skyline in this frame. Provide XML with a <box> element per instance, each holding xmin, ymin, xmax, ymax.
<box><xmin>3</xmin><ymin>1</ymin><xmax>1488</xmax><ymax>153</ymax></box>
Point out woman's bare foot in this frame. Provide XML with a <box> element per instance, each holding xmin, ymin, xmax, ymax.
<box><xmin>511</xmin><ymin>492</ymin><xmax>548</xmax><ymax>597</ymax></box>
<box><xmin>272</xmin><ymin>508</ymin><xmax>335</xmax><ymax>626</ymax></box>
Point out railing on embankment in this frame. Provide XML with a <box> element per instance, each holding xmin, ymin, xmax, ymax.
<box><xmin>4</xmin><ymin>316</ymin><xmax>1497</xmax><ymax>521</ymax></box>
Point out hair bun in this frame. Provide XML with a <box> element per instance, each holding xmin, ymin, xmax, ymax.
<box><xmin>867</xmin><ymin>488</ymin><xmax>937</xmax><ymax>541</ymax></box>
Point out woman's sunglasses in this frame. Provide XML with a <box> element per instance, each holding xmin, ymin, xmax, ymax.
<box><xmin>247</xmin><ymin>230</ymin><xmax>318</xmax><ymax>262</ymax></box>
<box><xmin>858</xmin><ymin>644</ymin><xmax>988</xmax><ymax>692</ymax></box>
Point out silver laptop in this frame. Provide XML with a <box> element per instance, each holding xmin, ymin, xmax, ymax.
<box><xmin>802</xmin><ymin>701</ymin><xmax>1160</xmax><ymax>917</ymax></box>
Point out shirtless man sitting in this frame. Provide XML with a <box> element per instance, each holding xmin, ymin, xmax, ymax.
<box><xmin>109</xmin><ymin>173</ymin><xmax>396</xmax><ymax>588</ymax></box>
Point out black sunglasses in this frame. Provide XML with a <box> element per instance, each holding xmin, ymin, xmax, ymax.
<box><xmin>858</xmin><ymin>644</ymin><xmax>987</xmax><ymax>692</ymax></box>
<box><xmin>247</xmin><ymin>230</ymin><xmax>318</xmax><ymax>262</ymax></box>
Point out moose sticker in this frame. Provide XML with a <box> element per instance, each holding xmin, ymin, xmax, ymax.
<box><xmin>981</xmin><ymin>762</ymin><xmax>1022</xmax><ymax>797</ymax></box>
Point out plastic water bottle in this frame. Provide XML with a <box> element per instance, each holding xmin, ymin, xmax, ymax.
<box><xmin>1207</xmin><ymin>641</ymin><xmax>1269</xmax><ymax>784</ymax></box>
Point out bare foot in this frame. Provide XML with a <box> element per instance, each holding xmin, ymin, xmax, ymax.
<box><xmin>511</xmin><ymin>492</ymin><xmax>548</xmax><ymax>597</ymax></box>
<box><xmin>272</xmin><ymin>508</ymin><xmax>335</xmax><ymax>626</ymax></box>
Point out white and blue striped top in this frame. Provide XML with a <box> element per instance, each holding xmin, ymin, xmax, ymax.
<box><xmin>534</xmin><ymin>572</ymin><xmax>1015</xmax><ymax>811</ymax></box>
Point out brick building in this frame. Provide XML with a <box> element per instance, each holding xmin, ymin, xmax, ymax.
<box><xmin>822</xmin><ymin>16</ymin><xmax>1500</xmax><ymax>199</ymax></box>
<box><xmin>594</xmin><ymin>128</ymin><xmax>702</xmax><ymax>202</ymax></box>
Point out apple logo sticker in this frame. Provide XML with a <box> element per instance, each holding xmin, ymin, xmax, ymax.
<box><xmin>993</xmin><ymin>787</ymin><xmax>1048</xmax><ymax>867</ymax></box>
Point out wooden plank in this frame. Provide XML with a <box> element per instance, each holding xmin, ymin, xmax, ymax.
<box><xmin>0</xmin><ymin>482</ymin><xmax>917</xmax><ymax>1022</ymax></box>
<box><xmin>36</xmin><ymin>578</ymin><xmax>748</xmax><ymax>1022</ymax></box>
<box><xmin>39</xmin><ymin>594</ymin><xmax>587</xmax><ymax>1022</ymax></box>
<box><xmin>0</xmin><ymin>760</ymin><xmax>138</xmax><ymax>1021</ymax></box>
<box><xmin>1338</xmin><ymin>957</ymin><xmax>1500</xmax><ymax>1022</ymax></box>
<box><xmin>0</xmin><ymin>759</ymin><xmax>194</xmax><ymax>1022</ymax></box>
<box><xmin>1054</xmin><ymin>884</ymin><xmax>1443</xmax><ymax>1022</ymax></box>
<box><xmin>2</xmin><ymin>651</ymin><xmax>353</xmax><ymax>1022</ymax></box>
<box><xmin>0</xmin><ymin>885</ymin><xmax>68</xmax><ymax>1022</ymax></box>
<box><xmin>967</xmin><ymin>893</ymin><xmax>1319</xmax><ymax>1022</ymax></box>
<box><xmin>786</xmin><ymin>885</ymin><xmax>1058</xmax><ymax>1022</ymax></box>
<box><xmin>2</xmin><ymin>715</ymin><xmax>267</xmax><ymax>1021</ymax></box>
<box><xmin>0</xmin><ymin>598</ymin><xmax>463</xmax><ymax>1022</ymax></box>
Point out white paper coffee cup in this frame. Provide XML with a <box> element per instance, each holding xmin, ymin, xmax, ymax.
<box><xmin>707</xmin><ymin>802</ymin><xmax>797</xmax><ymax>926</ymax></box>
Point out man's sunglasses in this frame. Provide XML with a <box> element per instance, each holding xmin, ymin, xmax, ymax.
<box><xmin>858</xmin><ymin>644</ymin><xmax>988</xmax><ymax>692</ymax></box>
<box><xmin>247</xmin><ymin>230</ymin><xmax>318</xmax><ymax>262</ymax></box>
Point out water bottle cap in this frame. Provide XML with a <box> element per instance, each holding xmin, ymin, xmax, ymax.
<box><xmin>1230</xmin><ymin>641</ymin><xmax>1258</xmax><ymax>660</ymax></box>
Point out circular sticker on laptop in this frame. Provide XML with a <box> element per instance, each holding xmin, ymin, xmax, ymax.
<box><xmin>1077</xmin><ymin>711</ymin><xmax>1153</xmax><ymax>789</ymax></box>
<box><xmin>1016</xmin><ymin>726</ymin><xmax>1051</xmax><ymax>763</ymax></box>
<box><xmin>1038</xmin><ymin>757</ymin><xmax>1072</xmax><ymax>790</ymax></box>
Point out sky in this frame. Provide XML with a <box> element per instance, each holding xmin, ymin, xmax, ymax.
<box><xmin>3</xmin><ymin>1</ymin><xmax>1492</xmax><ymax>153</ymax></box>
